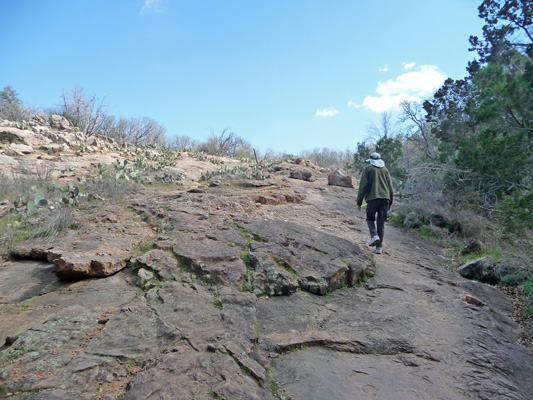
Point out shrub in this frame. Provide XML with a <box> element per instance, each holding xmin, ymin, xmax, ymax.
<box><xmin>500</xmin><ymin>190</ymin><xmax>533</xmax><ymax>235</ymax></box>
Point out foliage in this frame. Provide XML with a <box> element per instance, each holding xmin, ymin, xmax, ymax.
<box><xmin>0</xmin><ymin>175</ymin><xmax>80</xmax><ymax>252</ymax></box>
<box><xmin>499</xmin><ymin>190</ymin><xmax>533</xmax><ymax>234</ymax></box>
<box><xmin>469</xmin><ymin>0</ymin><xmax>533</xmax><ymax>64</ymax></box>
<box><xmin>0</xmin><ymin>85</ymin><xmax>33</xmax><ymax>121</ymax></box>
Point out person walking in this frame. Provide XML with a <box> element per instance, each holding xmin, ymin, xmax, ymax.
<box><xmin>356</xmin><ymin>152</ymin><xmax>394</xmax><ymax>254</ymax></box>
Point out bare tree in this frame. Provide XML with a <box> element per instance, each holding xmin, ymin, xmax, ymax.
<box><xmin>400</xmin><ymin>100</ymin><xmax>434</xmax><ymax>157</ymax></box>
<box><xmin>99</xmin><ymin>116</ymin><xmax>166</xmax><ymax>145</ymax></box>
<box><xmin>170</xmin><ymin>134</ymin><xmax>198</xmax><ymax>151</ymax></box>
<box><xmin>197</xmin><ymin>128</ymin><xmax>252</xmax><ymax>157</ymax></box>
<box><xmin>60</xmin><ymin>86</ymin><xmax>108</xmax><ymax>137</ymax></box>
<box><xmin>299</xmin><ymin>147</ymin><xmax>355</xmax><ymax>170</ymax></box>
<box><xmin>366</xmin><ymin>111</ymin><xmax>401</xmax><ymax>140</ymax></box>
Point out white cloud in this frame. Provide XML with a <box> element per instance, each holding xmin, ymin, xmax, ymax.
<box><xmin>356</xmin><ymin>64</ymin><xmax>447</xmax><ymax>112</ymax></box>
<box><xmin>315</xmin><ymin>107</ymin><xmax>340</xmax><ymax>118</ymax></box>
<box><xmin>140</xmin><ymin>0</ymin><xmax>162</xmax><ymax>15</ymax></box>
<box><xmin>403</xmin><ymin>61</ymin><xmax>416</xmax><ymax>70</ymax></box>
<box><xmin>347</xmin><ymin>100</ymin><xmax>362</xmax><ymax>109</ymax></box>
<box><xmin>379</xmin><ymin>67</ymin><xmax>389</xmax><ymax>73</ymax></box>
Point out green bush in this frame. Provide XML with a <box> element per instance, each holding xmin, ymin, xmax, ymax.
<box><xmin>500</xmin><ymin>190</ymin><xmax>533</xmax><ymax>235</ymax></box>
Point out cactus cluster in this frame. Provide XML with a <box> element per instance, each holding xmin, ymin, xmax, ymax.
<box><xmin>52</xmin><ymin>180</ymin><xmax>82</xmax><ymax>205</ymax></box>
<box><xmin>199</xmin><ymin>163</ymin><xmax>271</xmax><ymax>182</ymax></box>
<box><xmin>9</xmin><ymin>193</ymin><xmax>48</xmax><ymax>214</ymax></box>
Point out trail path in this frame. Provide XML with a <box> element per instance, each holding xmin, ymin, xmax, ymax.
<box><xmin>0</xmin><ymin>156</ymin><xmax>531</xmax><ymax>399</ymax></box>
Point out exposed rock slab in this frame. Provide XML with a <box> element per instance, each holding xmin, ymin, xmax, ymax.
<box><xmin>47</xmin><ymin>225</ymin><xmax>151</xmax><ymax>280</ymax></box>
<box><xmin>172</xmin><ymin>234</ymin><xmax>246</xmax><ymax>285</ymax></box>
<box><xmin>241</xmin><ymin>219</ymin><xmax>372</xmax><ymax>294</ymax></box>
<box><xmin>85</xmin><ymin>299</ymin><xmax>179</xmax><ymax>361</ymax></box>
<box><xmin>0</xmin><ymin>305</ymin><xmax>129</xmax><ymax>399</ymax></box>
<box><xmin>0</xmin><ymin>127</ymin><xmax>30</xmax><ymax>144</ymax></box>
<box><xmin>6</xmin><ymin>143</ymin><xmax>33</xmax><ymax>155</ymax></box>
<box><xmin>123</xmin><ymin>344</ymin><xmax>273</xmax><ymax>400</ymax></box>
<box><xmin>271</xmin><ymin>347</ymin><xmax>460</xmax><ymax>400</ymax></box>
<box><xmin>12</xmin><ymin>207</ymin><xmax>154</xmax><ymax>280</ymax></box>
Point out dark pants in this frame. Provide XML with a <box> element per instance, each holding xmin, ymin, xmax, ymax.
<box><xmin>366</xmin><ymin>198</ymin><xmax>389</xmax><ymax>244</ymax></box>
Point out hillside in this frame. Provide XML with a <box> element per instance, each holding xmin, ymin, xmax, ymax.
<box><xmin>0</xmin><ymin>116</ymin><xmax>532</xmax><ymax>399</ymax></box>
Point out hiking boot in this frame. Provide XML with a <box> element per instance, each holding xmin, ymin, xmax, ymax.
<box><xmin>374</xmin><ymin>246</ymin><xmax>382</xmax><ymax>254</ymax></box>
<box><xmin>369</xmin><ymin>235</ymin><xmax>381</xmax><ymax>247</ymax></box>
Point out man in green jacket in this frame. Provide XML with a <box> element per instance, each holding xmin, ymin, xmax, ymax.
<box><xmin>356</xmin><ymin>152</ymin><xmax>394</xmax><ymax>254</ymax></box>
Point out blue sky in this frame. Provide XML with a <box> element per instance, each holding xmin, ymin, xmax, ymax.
<box><xmin>0</xmin><ymin>0</ymin><xmax>484</xmax><ymax>155</ymax></box>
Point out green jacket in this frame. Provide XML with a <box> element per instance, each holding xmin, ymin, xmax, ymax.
<box><xmin>356</xmin><ymin>164</ymin><xmax>394</xmax><ymax>206</ymax></box>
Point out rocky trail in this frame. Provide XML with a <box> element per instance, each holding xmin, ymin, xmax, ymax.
<box><xmin>0</xmin><ymin>117</ymin><xmax>532</xmax><ymax>399</ymax></box>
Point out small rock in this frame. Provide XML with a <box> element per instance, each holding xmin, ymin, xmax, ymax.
<box><xmin>138</xmin><ymin>267</ymin><xmax>155</xmax><ymax>290</ymax></box>
<box><xmin>464</xmin><ymin>294</ymin><xmax>485</xmax><ymax>307</ymax></box>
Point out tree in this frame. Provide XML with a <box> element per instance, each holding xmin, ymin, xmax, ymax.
<box><xmin>366</xmin><ymin>112</ymin><xmax>400</xmax><ymax>141</ymax></box>
<box><xmin>453</xmin><ymin>60</ymin><xmax>533</xmax><ymax>201</ymax></box>
<box><xmin>299</xmin><ymin>147</ymin><xmax>354</xmax><ymax>170</ymax></box>
<box><xmin>170</xmin><ymin>134</ymin><xmax>198</xmax><ymax>151</ymax></box>
<box><xmin>469</xmin><ymin>0</ymin><xmax>533</xmax><ymax>64</ymax></box>
<box><xmin>0</xmin><ymin>86</ymin><xmax>31</xmax><ymax>121</ymax></box>
<box><xmin>400</xmin><ymin>101</ymin><xmax>435</xmax><ymax>158</ymax></box>
<box><xmin>423</xmin><ymin>77</ymin><xmax>476</xmax><ymax>161</ymax></box>
<box><xmin>60</xmin><ymin>86</ymin><xmax>108</xmax><ymax>137</ymax></box>
<box><xmin>197</xmin><ymin>129</ymin><xmax>253</xmax><ymax>158</ymax></box>
<box><xmin>359</xmin><ymin>112</ymin><xmax>406</xmax><ymax>179</ymax></box>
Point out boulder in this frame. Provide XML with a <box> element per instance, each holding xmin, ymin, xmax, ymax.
<box><xmin>257</xmin><ymin>195</ymin><xmax>281</xmax><ymax>205</ymax></box>
<box><xmin>7</xmin><ymin>143</ymin><xmax>33</xmax><ymax>155</ymax></box>
<box><xmin>290</xmin><ymin>168</ymin><xmax>315</xmax><ymax>182</ymax></box>
<box><xmin>39</xmin><ymin>143</ymin><xmax>64</xmax><ymax>153</ymax></box>
<box><xmin>328</xmin><ymin>169</ymin><xmax>355</xmax><ymax>188</ymax></box>
<box><xmin>31</xmin><ymin>114</ymin><xmax>49</xmax><ymax>126</ymax></box>
<box><xmin>49</xmin><ymin>114</ymin><xmax>71</xmax><ymax>131</ymax></box>
<box><xmin>0</xmin><ymin>126</ymin><xmax>28</xmax><ymax>144</ymax></box>
<box><xmin>457</xmin><ymin>257</ymin><xmax>496</xmax><ymax>283</ymax></box>
<box><xmin>284</xmin><ymin>193</ymin><xmax>306</xmax><ymax>203</ymax></box>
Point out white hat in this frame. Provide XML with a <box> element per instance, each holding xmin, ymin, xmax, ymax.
<box><xmin>366</xmin><ymin>152</ymin><xmax>385</xmax><ymax>168</ymax></box>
